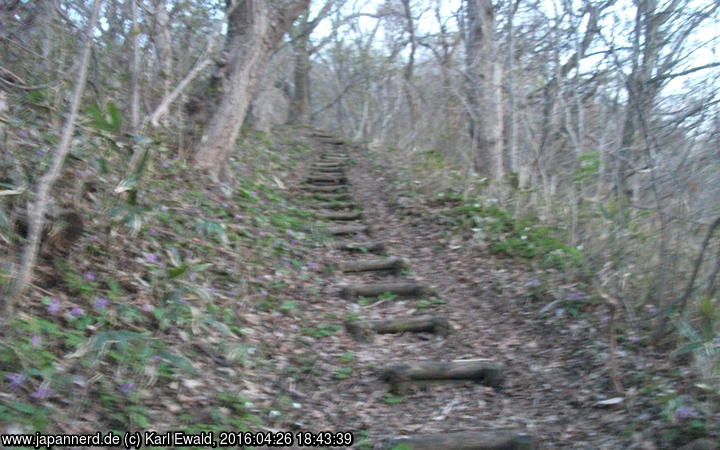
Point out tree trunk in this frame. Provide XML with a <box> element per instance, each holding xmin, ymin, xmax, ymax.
<box><xmin>193</xmin><ymin>0</ymin><xmax>309</xmax><ymax>177</ymax></box>
<box><xmin>465</xmin><ymin>0</ymin><xmax>503</xmax><ymax>182</ymax></box>
<box><xmin>288</xmin><ymin>15</ymin><xmax>311</xmax><ymax>124</ymax></box>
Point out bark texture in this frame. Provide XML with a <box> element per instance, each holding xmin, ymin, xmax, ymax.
<box><xmin>465</xmin><ymin>0</ymin><xmax>504</xmax><ymax>181</ymax></box>
<box><xmin>193</xmin><ymin>0</ymin><xmax>310</xmax><ymax>177</ymax></box>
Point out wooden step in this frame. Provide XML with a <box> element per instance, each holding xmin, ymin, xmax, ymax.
<box><xmin>379</xmin><ymin>360</ymin><xmax>504</xmax><ymax>394</ymax></box>
<box><xmin>317</xmin><ymin>201</ymin><xmax>358</xmax><ymax>210</ymax></box>
<box><xmin>310</xmin><ymin>192</ymin><xmax>353</xmax><ymax>201</ymax></box>
<box><xmin>303</xmin><ymin>185</ymin><xmax>349</xmax><ymax>193</ymax></box>
<box><xmin>312</xmin><ymin>167</ymin><xmax>345</xmax><ymax>173</ymax></box>
<box><xmin>317</xmin><ymin>211</ymin><xmax>363</xmax><ymax>221</ymax></box>
<box><xmin>338</xmin><ymin>257</ymin><xmax>404</xmax><ymax>273</ymax></box>
<box><xmin>345</xmin><ymin>315</ymin><xmax>450</xmax><ymax>342</ymax></box>
<box><xmin>339</xmin><ymin>281</ymin><xmax>425</xmax><ymax>299</ymax></box>
<box><xmin>307</xmin><ymin>174</ymin><xmax>347</xmax><ymax>183</ymax></box>
<box><xmin>326</xmin><ymin>224</ymin><xmax>369</xmax><ymax>235</ymax></box>
<box><xmin>375</xmin><ymin>430</ymin><xmax>536</xmax><ymax>450</ymax></box>
<box><xmin>334</xmin><ymin>241</ymin><xmax>385</xmax><ymax>253</ymax></box>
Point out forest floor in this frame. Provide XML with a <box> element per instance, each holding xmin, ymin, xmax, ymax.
<box><xmin>1</xmin><ymin>128</ymin><xmax>716</xmax><ymax>449</ymax></box>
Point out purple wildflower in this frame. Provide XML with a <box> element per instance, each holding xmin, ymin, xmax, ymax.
<box><xmin>118</xmin><ymin>382</ymin><xmax>136</xmax><ymax>394</ymax></box>
<box><xmin>162</xmin><ymin>161</ymin><xmax>169</xmax><ymax>168</ymax></box>
<box><xmin>17</xmin><ymin>130</ymin><xmax>27</xmax><ymax>138</ymax></box>
<box><xmin>69</xmin><ymin>305</ymin><xmax>84</xmax><ymax>317</ymax></box>
<box><xmin>259</xmin><ymin>231</ymin><xmax>267</xmax><ymax>237</ymax></box>
<box><xmin>260</xmin><ymin>289</ymin><xmax>268</xmax><ymax>296</ymax></box>
<box><xmin>567</xmin><ymin>292</ymin><xmax>585</xmax><ymax>301</ymax></box>
<box><xmin>307</xmin><ymin>262</ymin><xmax>319</xmax><ymax>270</ymax></box>
<box><xmin>146</xmin><ymin>253</ymin><xmax>159</xmax><ymax>263</ymax></box>
<box><xmin>5</xmin><ymin>373</ymin><xmax>25</xmax><ymax>389</ymax></box>
<box><xmin>30</xmin><ymin>335</ymin><xmax>41</xmax><ymax>348</ymax></box>
<box><xmin>31</xmin><ymin>385</ymin><xmax>52</xmax><ymax>399</ymax></box>
<box><xmin>48</xmin><ymin>298</ymin><xmax>61</xmax><ymax>315</ymax></box>
<box><xmin>676</xmin><ymin>406</ymin><xmax>698</xmax><ymax>419</ymax></box>
<box><xmin>84</xmin><ymin>272</ymin><xmax>95</xmax><ymax>281</ymax></box>
<box><xmin>94</xmin><ymin>297</ymin><xmax>110</xmax><ymax>312</ymax></box>
<box><xmin>149</xmin><ymin>228</ymin><xmax>159</xmax><ymax>235</ymax></box>
<box><xmin>528</xmin><ymin>279</ymin><xmax>541</xmax><ymax>288</ymax></box>
<box><xmin>142</xmin><ymin>303</ymin><xmax>153</xmax><ymax>312</ymax></box>
<box><xmin>234</xmin><ymin>214</ymin><xmax>243</xmax><ymax>220</ymax></box>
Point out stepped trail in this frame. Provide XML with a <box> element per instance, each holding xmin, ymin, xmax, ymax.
<box><xmin>281</xmin><ymin>133</ymin><xmax>641</xmax><ymax>449</ymax></box>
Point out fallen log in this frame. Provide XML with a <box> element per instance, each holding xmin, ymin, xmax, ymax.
<box><xmin>326</xmin><ymin>224</ymin><xmax>369</xmax><ymax>235</ymax></box>
<box><xmin>317</xmin><ymin>211</ymin><xmax>363</xmax><ymax>221</ymax></box>
<box><xmin>334</xmin><ymin>241</ymin><xmax>385</xmax><ymax>253</ymax></box>
<box><xmin>339</xmin><ymin>282</ymin><xmax>425</xmax><ymax>299</ymax></box>
<box><xmin>302</xmin><ymin>185</ymin><xmax>349</xmax><ymax>193</ymax></box>
<box><xmin>375</xmin><ymin>430</ymin><xmax>536</xmax><ymax>450</ymax></box>
<box><xmin>338</xmin><ymin>257</ymin><xmax>404</xmax><ymax>273</ymax></box>
<box><xmin>345</xmin><ymin>315</ymin><xmax>450</xmax><ymax>342</ymax></box>
<box><xmin>379</xmin><ymin>360</ymin><xmax>504</xmax><ymax>393</ymax></box>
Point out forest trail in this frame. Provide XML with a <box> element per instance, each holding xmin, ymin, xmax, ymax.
<box><xmin>285</xmin><ymin>133</ymin><xmax>641</xmax><ymax>449</ymax></box>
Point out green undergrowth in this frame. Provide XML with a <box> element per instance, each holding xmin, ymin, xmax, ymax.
<box><xmin>441</xmin><ymin>202</ymin><xmax>583</xmax><ymax>270</ymax></box>
<box><xmin>0</xmin><ymin>127</ymin><xmax>326</xmax><ymax>434</ymax></box>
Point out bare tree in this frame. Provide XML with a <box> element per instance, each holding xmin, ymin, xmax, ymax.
<box><xmin>465</xmin><ymin>0</ymin><xmax>504</xmax><ymax>181</ymax></box>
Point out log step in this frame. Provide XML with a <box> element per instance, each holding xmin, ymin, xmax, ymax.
<box><xmin>317</xmin><ymin>211</ymin><xmax>363</xmax><ymax>221</ymax></box>
<box><xmin>334</xmin><ymin>241</ymin><xmax>385</xmax><ymax>253</ymax></box>
<box><xmin>303</xmin><ymin>185</ymin><xmax>349</xmax><ymax>193</ymax></box>
<box><xmin>380</xmin><ymin>360</ymin><xmax>505</xmax><ymax>394</ymax></box>
<box><xmin>339</xmin><ymin>282</ymin><xmax>425</xmax><ymax>299</ymax></box>
<box><xmin>310</xmin><ymin>193</ymin><xmax>353</xmax><ymax>201</ymax></box>
<box><xmin>375</xmin><ymin>430</ymin><xmax>536</xmax><ymax>450</ymax></box>
<box><xmin>326</xmin><ymin>224</ymin><xmax>369</xmax><ymax>235</ymax></box>
<box><xmin>307</xmin><ymin>174</ymin><xmax>347</xmax><ymax>183</ymax></box>
<box><xmin>345</xmin><ymin>315</ymin><xmax>450</xmax><ymax>342</ymax></box>
<box><xmin>317</xmin><ymin>201</ymin><xmax>358</xmax><ymax>210</ymax></box>
<box><xmin>313</xmin><ymin>167</ymin><xmax>345</xmax><ymax>173</ymax></box>
<box><xmin>338</xmin><ymin>257</ymin><xmax>404</xmax><ymax>273</ymax></box>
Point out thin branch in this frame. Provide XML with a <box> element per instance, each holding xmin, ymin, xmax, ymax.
<box><xmin>4</xmin><ymin>0</ymin><xmax>103</xmax><ymax>315</ymax></box>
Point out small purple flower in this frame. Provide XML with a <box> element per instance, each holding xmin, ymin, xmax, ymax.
<box><xmin>162</xmin><ymin>161</ymin><xmax>169</xmax><ymax>168</ymax></box>
<box><xmin>48</xmin><ymin>298</ymin><xmax>61</xmax><ymax>315</ymax></box>
<box><xmin>528</xmin><ymin>279</ymin><xmax>541</xmax><ymax>288</ymax></box>
<box><xmin>69</xmin><ymin>305</ymin><xmax>84</xmax><ymax>317</ymax></box>
<box><xmin>149</xmin><ymin>228</ymin><xmax>159</xmax><ymax>235</ymax></box>
<box><xmin>142</xmin><ymin>303</ymin><xmax>153</xmax><ymax>312</ymax></box>
<box><xmin>234</xmin><ymin>214</ymin><xmax>243</xmax><ymax>220</ymax></box>
<box><xmin>676</xmin><ymin>406</ymin><xmax>698</xmax><ymax>419</ymax></box>
<box><xmin>567</xmin><ymin>292</ymin><xmax>585</xmax><ymax>301</ymax></box>
<box><xmin>307</xmin><ymin>262</ymin><xmax>319</xmax><ymax>270</ymax></box>
<box><xmin>17</xmin><ymin>130</ymin><xmax>27</xmax><ymax>138</ymax></box>
<box><xmin>259</xmin><ymin>289</ymin><xmax>268</xmax><ymax>296</ymax></box>
<box><xmin>118</xmin><ymin>382</ymin><xmax>136</xmax><ymax>394</ymax></box>
<box><xmin>146</xmin><ymin>253</ymin><xmax>159</xmax><ymax>263</ymax></box>
<box><xmin>259</xmin><ymin>231</ymin><xmax>267</xmax><ymax>237</ymax></box>
<box><xmin>30</xmin><ymin>335</ymin><xmax>41</xmax><ymax>348</ymax></box>
<box><xmin>94</xmin><ymin>297</ymin><xmax>110</xmax><ymax>312</ymax></box>
<box><xmin>31</xmin><ymin>385</ymin><xmax>52</xmax><ymax>399</ymax></box>
<box><xmin>84</xmin><ymin>272</ymin><xmax>95</xmax><ymax>281</ymax></box>
<box><xmin>5</xmin><ymin>373</ymin><xmax>25</xmax><ymax>389</ymax></box>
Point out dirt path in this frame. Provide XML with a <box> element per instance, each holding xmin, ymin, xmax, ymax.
<box><xmin>282</xmin><ymin>136</ymin><xmax>639</xmax><ymax>449</ymax></box>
